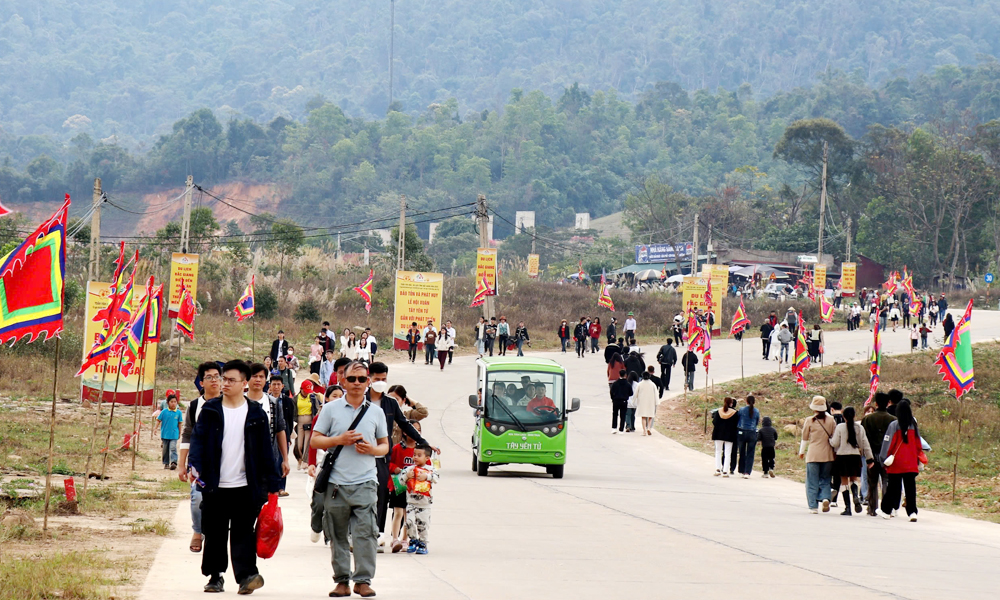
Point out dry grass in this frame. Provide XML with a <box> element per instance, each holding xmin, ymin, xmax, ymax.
<box><xmin>657</xmin><ymin>342</ymin><xmax>1000</xmax><ymax>521</ymax></box>
<box><xmin>0</xmin><ymin>550</ymin><xmax>131</xmax><ymax>600</ymax></box>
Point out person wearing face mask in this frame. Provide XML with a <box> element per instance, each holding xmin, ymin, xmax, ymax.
<box><xmin>366</xmin><ymin>362</ymin><xmax>440</xmax><ymax>554</ymax></box>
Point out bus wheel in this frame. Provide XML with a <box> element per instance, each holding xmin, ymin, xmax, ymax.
<box><xmin>472</xmin><ymin>453</ymin><xmax>478</xmax><ymax>472</ymax></box>
<box><xmin>477</xmin><ymin>460</ymin><xmax>490</xmax><ymax>477</ymax></box>
<box><xmin>547</xmin><ymin>464</ymin><xmax>564</xmax><ymax>479</ymax></box>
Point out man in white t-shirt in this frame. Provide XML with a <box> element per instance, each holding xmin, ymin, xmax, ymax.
<box><xmin>189</xmin><ymin>360</ymin><xmax>280</xmax><ymax>595</ymax></box>
<box><xmin>624</xmin><ymin>312</ymin><xmax>638</xmax><ymax>345</ymax></box>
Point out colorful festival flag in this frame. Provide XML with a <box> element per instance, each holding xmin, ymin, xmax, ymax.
<box><xmin>146</xmin><ymin>283</ymin><xmax>164</xmax><ymax>343</ymax></box>
<box><xmin>353</xmin><ymin>269</ymin><xmax>374</xmax><ymax>313</ymax></box>
<box><xmin>866</xmin><ymin>309</ymin><xmax>882</xmax><ymax>406</ymax></box>
<box><xmin>819</xmin><ymin>295</ymin><xmax>835</xmax><ymax>323</ymax></box>
<box><xmin>0</xmin><ymin>198</ymin><xmax>10</xmax><ymax>216</ymax></box>
<box><xmin>687</xmin><ymin>312</ymin><xmax>705</xmax><ymax>353</ymax></box>
<box><xmin>92</xmin><ymin>243</ymin><xmax>129</xmax><ymax>329</ymax></box>
<box><xmin>75</xmin><ymin>321</ymin><xmax>127</xmax><ymax>377</ymax></box>
<box><xmin>883</xmin><ymin>271</ymin><xmax>899</xmax><ymax>296</ymax></box>
<box><xmin>791</xmin><ymin>313</ymin><xmax>810</xmax><ymax>389</ymax></box>
<box><xmin>730</xmin><ymin>299</ymin><xmax>750</xmax><ymax>336</ymax></box>
<box><xmin>577</xmin><ymin>259</ymin><xmax>586</xmax><ymax>281</ymax></box>
<box><xmin>0</xmin><ymin>195</ymin><xmax>70</xmax><ymax>345</ymax></box>
<box><xmin>660</xmin><ymin>263</ymin><xmax>668</xmax><ymax>280</ymax></box>
<box><xmin>235</xmin><ymin>275</ymin><xmax>256</xmax><ymax>321</ymax></box>
<box><xmin>935</xmin><ymin>299</ymin><xmax>975</xmax><ymax>398</ymax></box>
<box><xmin>702</xmin><ymin>323</ymin><xmax>712</xmax><ymax>372</ymax></box>
<box><xmin>597</xmin><ymin>269</ymin><xmax>615</xmax><ymax>311</ymax></box>
<box><xmin>176</xmin><ymin>280</ymin><xmax>196</xmax><ymax>341</ymax></box>
<box><xmin>470</xmin><ymin>275</ymin><xmax>492</xmax><ymax>308</ymax></box>
<box><xmin>908</xmin><ymin>300</ymin><xmax>923</xmax><ymax>318</ymax></box>
<box><xmin>900</xmin><ymin>266</ymin><xmax>916</xmax><ymax>298</ymax></box>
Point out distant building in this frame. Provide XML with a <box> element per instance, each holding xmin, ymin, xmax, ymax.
<box><xmin>574</xmin><ymin>213</ymin><xmax>590</xmax><ymax>230</ymax></box>
<box><xmin>855</xmin><ymin>254</ymin><xmax>887</xmax><ymax>290</ymax></box>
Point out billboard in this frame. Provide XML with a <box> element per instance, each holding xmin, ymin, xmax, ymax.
<box><xmin>392</xmin><ymin>271</ymin><xmax>444</xmax><ymax>350</ymax></box>
<box><xmin>475</xmin><ymin>248</ymin><xmax>498</xmax><ymax>294</ymax></box>
<box><xmin>814</xmin><ymin>264</ymin><xmax>827</xmax><ymax>291</ymax></box>
<box><xmin>527</xmin><ymin>254</ymin><xmax>540</xmax><ymax>278</ymax></box>
<box><xmin>841</xmin><ymin>263</ymin><xmax>856</xmax><ymax>296</ymax></box>
<box><xmin>635</xmin><ymin>242</ymin><xmax>694</xmax><ymax>264</ymax></box>
<box><xmin>168</xmin><ymin>253</ymin><xmax>199</xmax><ymax>318</ymax></box>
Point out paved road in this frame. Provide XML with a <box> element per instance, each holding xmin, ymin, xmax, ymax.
<box><xmin>141</xmin><ymin>310</ymin><xmax>1000</xmax><ymax>600</ymax></box>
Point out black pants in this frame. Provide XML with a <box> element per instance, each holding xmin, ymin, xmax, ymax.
<box><xmin>201</xmin><ymin>486</ymin><xmax>263</xmax><ymax>582</ymax></box>
<box><xmin>673</xmin><ymin>331</ymin><xmax>682</xmax><ymax>346</ymax></box>
<box><xmin>902</xmin><ymin>312</ymin><xmax>910</xmax><ymax>328</ymax></box>
<box><xmin>761</xmin><ymin>339</ymin><xmax>771</xmax><ymax>359</ymax></box>
<box><xmin>408</xmin><ymin>343</ymin><xmax>418</xmax><ymax>362</ymax></box>
<box><xmin>611</xmin><ymin>400</ymin><xmax>627</xmax><ymax>431</ymax></box>
<box><xmin>761</xmin><ymin>446</ymin><xmax>775</xmax><ymax>472</ymax></box>
<box><xmin>866</xmin><ymin>459</ymin><xmax>888</xmax><ymax>515</ymax></box>
<box><xmin>659</xmin><ymin>364</ymin><xmax>672</xmax><ymax>390</ymax></box>
<box><xmin>576</xmin><ymin>339</ymin><xmax>586</xmax><ymax>357</ymax></box>
<box><xmin>881</xmin><ymin>472</ymin><xmax>918</xmax><ymax>516</ymax></box>
<box><xmin>484</xmin><ymin>337</ymin><xmax>494</xmax><ymax>356</ymax></box>
<box><xmin>448</xmin><ymin>347</ymin><xmax>454</xmax><ymax>363</ymax></box>
<box><xmin>376</xmin><ymin>457</ymin><xmax>390</xmax><ymax>534</ymax></box>
<box><xmin>498</xmin><ymin>335</ymin><xmax>509</xmax><ymax>356</ymax></box>
<box><xmin>310</xmin><ymin>361</ymin><xmax>321</xmax><ymax>374</ymax></box>
<box><xmin>625</xmin><ymin>330</ymin><xmax>636</xmax><ymax>345</ymax></box>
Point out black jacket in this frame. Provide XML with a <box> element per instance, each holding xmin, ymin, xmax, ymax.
<box><xmin>681</xmin><ymin>351</ymin><xmax>699</xmax><ymax>372</ymax></box>
<box><xmin>711</xmin><ymin>409</ymin><xmax>739</xmax><ymax>442</ymax></box>
<box><xmin>574</xmin><ymin>323</ymin><xmax>589</xmax><ymax>341</ymax></box>
<box><xmin>270</xmin><ymin>338</ymin><xmax>288</xmax><ymax>363</ymax></box>
<box><xmin>188</xmin><ymin>398</ymin><xmax>280</xmax><ymax>504</ymax></box>
<box><xmin>606</xmin><ymin>322</ymin><xmax>617</xmax><ymax>342</ymax></box>
<box><xmin>369</xmin><ymin>391</ymin><xmax>429</xmax><ymax>450</ymax></box>
<box><xmin>624</xmin><ymin>353</ymin><xmax>645</xmax><ymax>377</ymax></box>
<box><xmin>656</xmin><ymin>344</ymin><xmax>677</xmax><ymax>366</ymax></box>
<box><xmin>558</xmin><ymin>324</ymin><xmax>570</xmax><ymax>339</ymax></box>
<box><xmin>609</xmin><ymin>379</ymin><xmax>632</xmax><ymax>403</ymax></box>
<box><xmin>604</xmin><ymin>343</ymin><xmax>621</xmax><ymax>364</ymax></box>
<box><xmin>280</xmin><ymin>395</ymin><xmax>297</xmax><ymax>439</ymax></box>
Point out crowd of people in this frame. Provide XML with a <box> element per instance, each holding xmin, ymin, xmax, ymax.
<box><xmin>710</xmin><ymin>390</ymin><xmax>927</xmax><ymax>519</ymax></box>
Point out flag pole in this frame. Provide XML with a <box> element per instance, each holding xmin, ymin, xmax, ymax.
<box><xmin>251</xmin><ymin>316</ymin><xmax>256</xmax><ymax>361</ymax></box>
<box><xmin>132</xmin><ymin>298</ymin><xmax>153</xmax><ymax>471</ymax></box>
<box><xmin>740</xmin><ymin>335</ymin><xmax>744</xmax><ymax>381</ymax></box>
<box><xmin>42</xmin><ymin>337</ymin><xmax>61</xmax><ymax>534</ymax></box>
<box><xmin>82</xmin><ymin>363</ymin><xmax>109</xmax><ymax>499</ymax></box>
<box><xmin>99</xmin><ymin>352</ymin><xmax>126</xmax><ymax>480</ymax></box>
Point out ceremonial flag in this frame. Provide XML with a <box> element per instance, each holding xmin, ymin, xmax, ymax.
<box><xmin>909</xmin><ymin>300</ymin><xmax>923</xmax><ymax>318</ymax></box>
<box><xmin>687</xmin><ymin>313</ymin><xmax>705</xmax><ymax>353</ymax></box>
<box><xmin>935</xmin><ymin>299</ymin><xmax>975</xmax><ymax>398</ymax></box>
<box><xmin>884</xmin><ymin>271</ymin><xmax>899</xmax><ymax>295</ymax></box>
<box><xmin>235</xmin><ymin>275</ymin><xmax>256</xmax><ymax>321</ymax></box>
<box><xmin>730</xmin><ymin>299</ymin><xmax>750</xmax><ymax>336</ymax></box>
<box><xmin>791</xmin><ymin>313</ymin><xmax>810</xmax><ymax>389</ymax></box>
<box><xmin>704</xmin><ymin>277</ymin><xmax>713</xmax><ymax>313</ymax></box>
<box><xmin>866</xmin><ymin>309</ymin><xmax>882</xmax><ymax>406</ymax></box>
<box><xmin>353</xmin><ymin>269</ymin><xmax>374</xmax><ymax>313</ymax></box>
<box><xmin>900</xmin><ymin>266</ymin><xmax>916</xmax><ymax>298</ymax></box>
<box><xmin>577</xmin><ymin>259</ymin><xmax>586</xmax><ymax>281</ymax></box>
<box><xmin>0</xmin><ymin>195</ymin><xmax>70</xmax><ymax>345</ymax></box>
<box><xmin>75</xmin><ymin>321</ymin><xmax>127</xmax><ymax>377</ymax></box>
<box><xmin>0</xmin><ymin>199</ymin><xmax>10</xmax><ymax>216</ymax></box>
<box><xmin>470</xmin><ymin>275</ymin><xmax>492</xmax><ymax>308</ymax></box>
<box><xmin>146</xmin><ymin>283</ymin><xmax>164</xmax><ymax>343</ymax></box>
<box><xmin>702</xmin><ymin>323</ymin><xmax>712</xmax><ymax>372</ymax></box>
<box><xmin>124</xmin><ymin>277</ymin><xmax>154</xmax><ymax>360</ymax></box>
<box><xmin>597</xmin><ymin>269</ymin><xmax>615</xmax><ymax>311</ymax></box>
<box><xmin>176</xmin><ymin>280</ymin><xmax>196</xmax><ymax>341</ymax></box>
<box><xmin>660</xmin><ymin>263</ymin><xmax>667</xmax><ymax>280</ymax></box>
<box><xmin>819</xmin><ymin>295</ymin><xmax>835</xmax><ymax>323</ymax></box>
<box><xmin>92</xmin><ymin>243</ymin><xmax>129</xmax><ymax>328</ymax></box>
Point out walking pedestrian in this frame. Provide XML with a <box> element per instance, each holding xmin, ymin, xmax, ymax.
<box><xmin>437</xmin><ymin>327</ymin><xmax>453</xmax><ymax>370</ymax></box>
<box><xmin>606</xmin><ymin>317</ymin><xmax>617</xmax><ymax>344</ymax></box>
<box><xmin>808</xmin><ymin>324</ymin><xmax>823</xmax><ymax>362</ymax></box>
<box><xmin>776</xmin><ymin>323</ymin><xmax>793</xmax><ymax>362</ymax></box>
<box><xmin>604</xmin><ymin>337</ymin><xmax>622</xmax><ymax>363</ymax></box>
<box><xmin>624</xmin><ymin>372</ymin><xmax>638</xmax><ymax>433</ymax></box>
<box><xmin>758</xmin><ymin>417</ymin><xmax>778</xmax><ymax>477</ymax></box>
<box><xmin>942</xmin><ymin>312</ymin><xmax>955</xmax><ymax>342</ymax></box>
<box><xmin>830</xmin><ymin>406</ymin><xmax>873</xmax><ymax>516</ymax></box>
<box><xmin>736</xmin><ymin>396</ymin><xmax>760</xmax><ymax>478</ymax></box>
<box><xmin>607</xmin><ymin>352</ymin><xmax>625</xmax><ymax>390</ymax></box>
<box><xmin>635</xmin><ymin>371</ymin><xmax>658</xmax><ymax>436</ymax></box>
<box><xmin>681</xmin><ymin>349</ymin><xmax>699</xmax><ymax>391</ymax></box>
<box><xmin>269</xmin><ymin>330</ymin><xmax>288</xmax><ymax>364</ymax></box>
<box><xmin>558</xmin><ymin>319</ymin><xmax>570</xmax><ymax>353</ymax></box>
<box><xmin>247</xmin><ymin>364</ymin><xmax>291</xmax><ymax>498</ymax></box>
<box><xmin>309</xmin><ymin>336</ymin><xmax>324</xmax><ymax>375</ymax></box>
<box><xmin>406</xmin><ymin>322</ymin><xmax>421</xmax><ymax>363</ymax></box>
<box><xmin>514</xmin><ymin>322</ymin><xmax>530</xmax><ymax>356</ymax></box>
<box><xmin>624</xmin><ymin>312</ymin><xmax>637</xmax><ymax>345</ymax></box>
<box><xmin>496</xmin><ymin>316</ymin><xmax>510</xmax><ymax>356</ymax></box>
<box><xmin>574</xmin><ymin>317</ymin><xmax>588</xmax><ymax>358</ymax></box>
<box><xmin>919</xmin><ymin>321</ymin><xmax>931</xmax><ymax>349</ymax></box>
<box><xmin>609</xmin><ymin>369</ymin><xmax>632</xmax><ymax>434</ymax></box>
<box><xmin>188</xmin><ymin>360</ymin><xmax>280</xmax><ymax>594</ymax></box>
<box><xmin>484</xmin><ymin>317</ymin><xmax>497</xmax><ymax>356</ymax></box>
<box><xmin>422</xmin><ymin>320</ymin><xmax>437</xmax><ymax>365</ymax></box>
<box><xmin>671</xmin><ymin>315</ymin><xmax>684</xmax><ymax>346</ymax></box>
<box><xmin>398</xmin><ymin>444</ymin><xmax>439</xmax><ymax>555</ymax></box>
<box><xmin>879</xmin><ymin>399</ymin><xmax>926</xmax><ymax>521</ymax></box>
<box><xmin>444</xmin><ymin>321</ymin><xmax>457</xmax><ymax>363</ymax></box>
<box><xmin>589</xmin><ymin>317</ymin><xmax>602</xmax><ymax>354</ymax></box>
<box><xmin>310</xmin><ymin>360</ymin><xmax>389</xmax><ymax>598</ymax></box>
<box><xmin>760</xmin><ymin>320</ymin><xmax>773</xmax><ymax>360</ymax></box>
<box><xmin>294</xmin><ymin>381</ymin><xmax>322</xmax><ymax>469</ymax></box>
<box><xmin>655</xmin><ymin>339</ymin><xmax>677</xmax><ymax>391</ymax></box>
<box><xmin>711</xmin><ymin>398</ymin><xmax>738</xmax><ymax>476</ymax></box>
<box><xmin>799</xmin><ymin>396</ymin><xmax>836</xmax><ymax>514</ymax></box>
<box><xmin>475</xmin><ymin>316</ymin><xmax>486</xmax><ymax>356</ymax></box>
<box><xmin>178</xmin><ymin>361</ymin><xmax>222</xmax><ymax>555</ymax></box>
<box><xmin>158</xmin><ymin>393</ymin><xmax>182</xmax><ymax>469</ymax></box>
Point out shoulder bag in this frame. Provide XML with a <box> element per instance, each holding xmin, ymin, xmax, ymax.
<box><xmin>314</xmin><ymin>402</ymin><xmax>370</xmax><ymax>495</ymax></box>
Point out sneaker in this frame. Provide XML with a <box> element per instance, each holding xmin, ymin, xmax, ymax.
<box><xmin>204</xmin><ymin>575</ymin><xmax>224</xmax><ymax>593</ymax></box>
<box><xmin>810</xmin><ymin>509</ymin><xmax>819</xmax><ymax>514</ymax></box>
<box><xmin>391</xmin><ymin>538</ymin><xmax>403</xmax><ymax>553</ymax></box>
<box><xmin>238</xmin><ymin>574</ymin><xmax>264</xmax><ymax>595</ymax></box>
<box><xmin>830</xmin><ymin>500</ymin><xmax>838</xmax><ymax>508</ymax></box>
<box><xmin>612</xmin><ymin>429</ymin><xmax>619</xmax><ymax>435</ymax></box>
<box><xmin>909</xmin><ymin>515</ymin><xmax>918</xmax><ymax>522</ymax></box>
<box><xmin>714</xmin><ymin>470</ymin><xmax>721</xmax><ymax>476</ymax></box>
<box><xmin>742</xmin><ymin>474</ymin><xmax>749</xmax><ymax>479</ymax></box>
<box><xmin>722</xmin><ymin>472</ymin><xmax>729</xmax><ymax>478</ymax></box>
<box><xmin>881</xmin><ymin>511</ymin><xmax>892</xmax><ymax>520</ymax></box>
<box><xmin>769</xmin><ymin>471</ymin><xmax>775</xmax><ymax>478</ymax></box>
<box><xmin>406</xmin><ymin>539</ymin><xmax>419</xmax><ymax>553</ymax></box>
<box><xmin>761</xmin><ymin>472</ymin><xmax>769</xmax><ymax>478</ymax></box>
<box><xmin>416</xmin><ymin>542</ymin><xmax>428</xmax><ymax>555</ymax></box>
<box><xmin>310</xmin><ymin>530</ymin><xmax>321</xmax><ymax>543</ymax></box>
<box><xmin>891</xmin><ymin>509</ymin><xmax>897</xmax><ymax>518</ymax></box>
<box><xmin>821</xmin><ymin>499</ymin><xmax>830</xmax><ymax>513</ymax></box>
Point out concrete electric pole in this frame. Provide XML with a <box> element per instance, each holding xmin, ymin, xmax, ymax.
<box><xmin>88</xmin><ymin>178</ymin><xmax>102</xmax><ymax>281</ymax></box>
<box><xmin>179</xmin><ymin>176</ymin><xmax>194</xmax><ymax>254</ymax></box>
<box><xmin>397</xmin><ymin>194</ymin><xmax>407</xmax><ymax>270</ymax></box>
<box><xmin>477</xmin><ymin>194</ymin><xmax>494</xmax><ymax>319</ymax></box>
<box><xmin>818</xmin><ymin>140</ymin><xmax>828</xmax><ymax>260</ymax></box>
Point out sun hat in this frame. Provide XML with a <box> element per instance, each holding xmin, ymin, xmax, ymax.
<box><xmin>309</xmin><ymin>373</ymin><xmax>322</xmax><ymax>386</ymax></box>
<box><xmin>627</xmin><ymin>311</ymin><xmax>634</xmax><ymax>316</ymax></box>
<box><xmin>809</xmin><ymin>395</ymin><xmax>827</xmax><ymax>412</ymax></box>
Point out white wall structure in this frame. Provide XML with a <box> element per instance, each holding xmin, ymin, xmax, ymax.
<box><xmin>428</xmin><ymin>222</ymin><xmax>439</xmax><ymax>243</ymax></box>
<box><xmin>575</xmin><ymin>213</ymin><xmax>591</xmax><ymax>230</ymax></box>
<box><xmin>373</xmin><ymin>228</ymin><xmax>392</xmax><ymax>246</ymax></box>
<box><xmin>515</xmin><ymin>211</ymin><xmax>535</xmax><ymax>232</ymax></box>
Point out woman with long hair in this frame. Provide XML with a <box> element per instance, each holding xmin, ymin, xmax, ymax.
<box><xmin>879</xmin><ymin>399</ymin><xmax>927</xmax><ymax>521</ymax></box>
<box><xmin>343</xmin><ymin>331</ymin><xmax>358</xmax><ymax>360</ymax></box>
<box><xmin>711</xmin><ymin>398</ymin><xmax>738</xmax><ymax>477</ymax></box>
<box><xmin>607</xmin><ymin>352</ymin><xmax>626</xmax><ymax>389</ymax></box>
<box><xmin>799</xmin><ymin>396</ymin><xmax>836</xmax><ymax>513</ymax></box>
<box><xmin>634</xmin><ymin>370</ymin><xmax>658</xmax><ymax>436</ymax></box>
<box><xmin>829</xmin><ymin>406</ymin><xmax>873</xmax><ymax>516</ymax></box>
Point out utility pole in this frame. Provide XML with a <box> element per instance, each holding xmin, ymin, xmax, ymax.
<box><xmin>845</xmin><ymin>215</ymin><xmax>852</xmax><ymax>262</ymax></box>
<box><xmin>706</xmin><ymin>223</ymin><xmax>713</xmax><ymax>264</ymax></box>
<box><xmin>389</xmin><ymin>0</ymin><xmax>395</xmax><ymax>108</ymax></box>
<box><xmin>691</xmin><ymin>213</ymin><xmax>699</xmax><ymax>275</ymax></box>
<box><xmin>179</xmin><ymin>176</ymin><xmax>194</xmax><ymax>254</ymax></box>
<box><xmin>88</xmin><ymin>178</ymin><xmax>102</xmax><ymax>281</ymax></box>
<box><xmin>477</xmin><ymin>195</ymin><xmax>494</xmax><ymax>319</ymax></box>
<box><xmin>396</xmin><ymin>194</ymin><xmax>406</xmax><ymax>270</ymax></box>
<box><xmin>818</xmin><ymin>140</ymin><xmax>828</xmax><ymax>260</ymax></box>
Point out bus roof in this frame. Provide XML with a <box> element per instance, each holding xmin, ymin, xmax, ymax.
<box><xmin>477</xmin><ymin>356</ymin><xmax>566</xmax><ymax>374</ymax></box>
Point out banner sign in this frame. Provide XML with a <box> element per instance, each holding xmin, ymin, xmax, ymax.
<box><xmin>168</xmin><ymin>253</ymin><xmax>199</xmax><ymax>318</ymax></box>
<box><xmin>814</xmin><ymin>264</ymin><xmax>827</xmax><ymax>291</ymax></box>
<box><xmin>841</xmin><ymin>262</ymin><xmax>857</xmax><ymax>296</ymax></box>
<box><xmin>635</xmin><ymin>242</ymin><xmax>693</xmax><ymax>264</ymax></box>
<box><xmin>527</xmin><ymin>254</ymin><xmax>540</xmax><ymax>279</ymax></box>
<box><xmin>80</xmin><ymin>281</ymin><xmax>158</xmax><ymax>406</ymax></box>
<box><xmin>475</xmin><ymin>248</ymin><xmax>498</xmax><ymax>294</ymax></box>
<box><xmin>392</xmin><ymin>271</ymin><xmax>444</xmax><ymax>350</ymax></box>
<box><xmin>682</xmin><ymin>275</ymin><xmax>721</xmax><ymax>333</ymax></box>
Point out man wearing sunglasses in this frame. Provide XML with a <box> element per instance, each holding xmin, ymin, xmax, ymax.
<box><xmin>188</xmin><ymin>360</ymin><xmax>280</xmax><ymax>595</ymax></box>
<box><xmin>311</xmin><ymin>360</ymin><xmax>390</xmax><ymax>598</ymax></box>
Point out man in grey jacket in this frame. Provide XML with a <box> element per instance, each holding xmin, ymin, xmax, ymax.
<box><xmin>776</xmin><ymin>323</ymin><xmax>794</xmax><ymax>363</ymax></box>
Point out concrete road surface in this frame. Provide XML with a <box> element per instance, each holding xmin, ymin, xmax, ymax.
<box><xmin>140</xmin><ymin>309</ymin><xmax>1000</xmax><ymax>600</ymax></box>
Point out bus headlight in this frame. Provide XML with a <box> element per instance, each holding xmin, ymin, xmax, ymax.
<box><xmin>485</xmin><ymin>450</ymin><xmax>493</xmax><ymax>456</ymax></box>
<box><xmin>542</xmin><ymin>427</ymin><xmax>550</xmax><ymax>434</ymax></box>
<box><xmin>554</xmin><ymin>451</ymin><xmax>563</xmax><ymax>458</ymax></box>
<box><xmin>490</xmin><ymin>425</ymin><xmax>498</xmax><ymax>432</ymax></box>
<box><xmin>498</xmin><ymin>425</ymin><xmax>506</xmax><ymax>433</ymax></box>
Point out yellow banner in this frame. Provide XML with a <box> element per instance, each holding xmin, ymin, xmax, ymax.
<box><xmin>392</xmin><ymin>271</ymin><xmax>444</xmax><ymax>350</ymax></box>
<box><xmin>527</xmin><ymin>254</ymin><xmax>540</xmax><ymax>278</ymax></box>
<box><xmin>475</xmin><ymin>248</ymin><xmax>498</xmax><ymax>293</ymax></box>
<box><xmin>682</xmin><ymin>275</ymin><xmax>721</xmax><ymax>331</ymax></box>
<box><xmin>841</xmin><ymin>262</ymin><xmax>857</xmax><ymax>296</ymax></box>
<box><xmin>80</xmin><ymin>281</ymin><xmax>158</xmax><ymax>406</ymax></box>
<box><xmin>814</xmin><ymin>264</ymin><xmax>827</xmax><ymax>291</ymax></box>
<box><xmin>168</xmin><ymin>253</ymin><xmax>199</xmax><ymax>318</ymax></box>
<box><xmin>701</xmin><ymin>263</ymin><xmax>730</xmax><ymax>290</ymax></box>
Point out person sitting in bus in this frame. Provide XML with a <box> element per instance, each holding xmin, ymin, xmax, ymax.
<box><xmin>526</xmin><ymin>382</ymin><xmax>555</xmax><ymax>413</ymax></box>
<box><xmin>517</xmin><ymin>383</ymin><xmax>534</xmax><ymax>407</ymax></box>
<box><xmin>491</xmin><ymin>382</ymin><xmax>513</xmax><ymax>406</ymax></box>
<box><xmin>505</xmin><ymin>383</ymin><xmax>523</xmax><ymax>404</ymax></box>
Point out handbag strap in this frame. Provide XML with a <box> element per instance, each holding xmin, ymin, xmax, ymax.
<box><xmin>327</xmin><ymin>402</ymin><xmax>371</xmax><ymax>464</ymax></box>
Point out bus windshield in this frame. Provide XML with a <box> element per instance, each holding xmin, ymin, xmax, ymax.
<box><xmin>485</xmin><ymin>371</ymin><xmax>565</xmax><ymax>425</ymax></box>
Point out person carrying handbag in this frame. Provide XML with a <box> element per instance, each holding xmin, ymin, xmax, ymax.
<box><xmin>878</xmin><ymin>399</ymin><xmax>927</xmax><ymax>521</ymax></box>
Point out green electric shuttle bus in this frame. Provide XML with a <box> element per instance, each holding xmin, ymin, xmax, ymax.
<box><xmin>469</xmin><ymin>356</ymin><xmax>580</xmax><ymax>478</ymax></box>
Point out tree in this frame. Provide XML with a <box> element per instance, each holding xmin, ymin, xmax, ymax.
<box><xmin>389</xmin><ymin>223</ymin><xmax>433</xmax><ymax>272</ymax></box>
<box><xmin>270</xmin><ymin>219</ymin><xmax>305</xmax><ymax>285</ymax></box>
<box><xmin>623</xmin><ymin>176</ymin><xmax>698</xmax><ymax>243</ymax></box>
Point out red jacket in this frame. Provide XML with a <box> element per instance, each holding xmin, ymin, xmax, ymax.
<box><xmin>883</xmin><ymin>424</ymin><xmax>927</xmax><ymax>474</ymax></box>
<box><xmin>589</xmin><ymin>323</ymin><xmax>602</xmax><ymax>339</ymax></box>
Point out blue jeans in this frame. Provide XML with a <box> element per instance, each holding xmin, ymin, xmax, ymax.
<box><xmin>625</xmin><ymin>407</ymin><xmax>636</xmax><ymax>431</ymax></box>
<box><xmin>805</xmin><ymin>461</ymin><xmax>833</xmax><ymax>509</ymax></box>
<box><xmin>779</xmin><ymin>342</ymin><xmax>789</xmax><ymax>362</ymax></box>
<box><xmin>424</xmin><ymin>343</ymin><xmax>436</xmax><ymax>364</ymax></box>
<box><xmin>516</xmin><ymin>339</ymin><xmax>525</xmax><ymax>356</ymax></box>
<box><xmin>560</xmin><ymin>338</ymin><xmax>569</xmax><ymax>352</ymax></box>
<box><xmin>685</xmin><ymin>371</ymin><xmax>695</xmax><ymax>390</ymax></box>
<box><xmin>737</xmin><ymin>429</ymin><xmax>758</xmax><ymax>475</ymax></box>
<box><xmin>860</xmin><ymin>457</ymin><xmax>869</xmax><ymax>499</ymax></box>
<box><xmin>190</xmin><ymin>485</ymin><xmax>203</xmax><ymax>534</ymax></box>
<box><xmin>161</xmin><ymin>439</ymin><xmax>178</xmax><ymax>465</ymax></box>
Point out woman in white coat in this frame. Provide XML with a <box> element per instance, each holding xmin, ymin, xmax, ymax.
<box><xmin>634</xmin><ymin>371</ymin><xmax>659</xmax><ymax>436</ymax></box>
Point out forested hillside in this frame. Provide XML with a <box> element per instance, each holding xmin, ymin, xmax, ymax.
<box><xmin>2</xmin><ymin>0</ymin><xmax>1000</xmax><ymax>141</ymax></box>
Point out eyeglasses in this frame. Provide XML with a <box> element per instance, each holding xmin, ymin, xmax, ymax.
<box><xmin>344</xmin><ymin>376</ymin><xmax>369</xmax><ymax>383</ymax></box>
<box><xmin>222</xmin><ymin>376</ymin><xmax>243</xmax><ymax>385</ymax></box>
<box><xmin>203</xmin><ymin>375</ymin><xmax>221</xmax><ymax>382</ymax></box>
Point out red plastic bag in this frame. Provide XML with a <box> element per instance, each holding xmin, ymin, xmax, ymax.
<box><xmin>256</xmin><ymin>493</ymin><xmax>283</xmax><ymax>559</ymax></box>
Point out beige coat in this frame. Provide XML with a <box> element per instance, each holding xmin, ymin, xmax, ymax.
<box><xmin>634</xmin><ymin>380</ymin><xmax>659</xmax><ymax>419</ymax></box>
<box><xmin>801</xmin><ymin>414</ymin><xmax>836</xmax><ymax>463</ymax></box>
<box><xmin>829</xmin><ymin>421</ymin><xmax>874</xmax><ymax>460</ymax></box>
